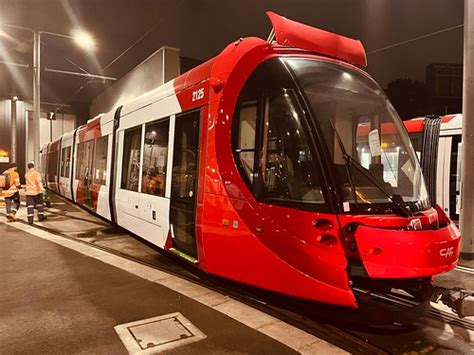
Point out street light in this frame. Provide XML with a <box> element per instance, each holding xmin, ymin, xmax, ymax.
<box><xmin>1</xmin><ymin>24</ymin><xmax>98</xmax><ymax>166</ymax></box>
<box><xmin>47</xmin><ymin>110</ymin><xmax>57</xmax><ymax>143</ymax></box>
<box><xmin>1</xmin><ymin>24</ymin><xmax>115</xmax><ymax>171</ymax></box>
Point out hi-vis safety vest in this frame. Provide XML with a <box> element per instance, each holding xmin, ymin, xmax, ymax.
<box><xmin>0</xmin><ymin>168</ymin><xmax>20</xmax><ymax>198</ymax></box>
<box><xmin>25</xmin><ymin>168</ymin><xmax>44</xmax><ymax>196</ymax></box>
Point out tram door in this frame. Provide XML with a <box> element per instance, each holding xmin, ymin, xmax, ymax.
<box><xmin>170</xmin><ymin>110</ymin><xmax>200</xmax><ymax>260</ymax></box>
<box><xmin>78</xmin><ymin>140</ymin><xmax>94</xmax><ymax>209</ymax></box>
<box><xmin>85</xmin><ymin>140</ymin><xmax>95</xmax><ymax>209</ymax></box>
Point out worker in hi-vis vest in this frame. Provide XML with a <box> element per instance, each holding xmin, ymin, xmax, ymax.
<box><xmin>1</xmin><ymin>162</ymin><xmax>21</xmax><ymax>222</ymax></box>
<box><xmin>25</xmin><ymin>162</ymin><xmax>46</xmax><ymax>225</ymax></box>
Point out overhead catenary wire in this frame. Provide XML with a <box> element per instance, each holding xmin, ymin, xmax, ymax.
<box><xmin>99</xmin><ymin>0</ymin><xmax>184</xmax><ymax>73</ymax></box>
<box><xmin>97</xmin><ymin>19</ymin><xmax>164</xmax><ymax>75</ymax></box>
<box><xmin>367</xmin><ymin>24</ymin><xmax>464</xmax><ymax>55</ymax></box>
<box><xmin>65</xmin><ymin>0</ymin><xmax>184</xmax><ymax>103</ymax></box>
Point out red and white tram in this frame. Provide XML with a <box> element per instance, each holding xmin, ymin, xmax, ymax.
<box><xmin>41</xmin><ymin>12</ymin><xmax>461</xmax><ymax>309</ymax></box>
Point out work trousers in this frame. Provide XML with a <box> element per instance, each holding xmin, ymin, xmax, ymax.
<box><xmin>27</xmin><ymin>194</ymin><xmax>45</xmax><ymax>224</ymax></box>
<box><xmin>5</xmin><ymin>192</ymin><xmax>20</xmax><ymax>215</ymax></box>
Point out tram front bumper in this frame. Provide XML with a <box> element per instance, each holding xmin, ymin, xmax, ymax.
<box><xmin>354</xmin><ymin>222</ymin><xmax>461</xmax><ymax>279</ymax></box>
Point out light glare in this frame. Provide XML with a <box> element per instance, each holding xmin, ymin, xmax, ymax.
<box><xmin>342</xmin><ymin>72</ymin><xmax>352</xmax><ymax>80</ymax></box>
<box><xmin>72</xmin><ymin>29</ymin><xmax>96</xmax><ymax>51</ymax></box>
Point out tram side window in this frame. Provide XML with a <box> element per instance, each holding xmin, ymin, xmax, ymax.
<box><xmin>141</xmin><ymin>119</ymin><xmax>169</xmax><ymax>196</ymax></box>
<box><xmin>60</xmin><ymin>146</ymin><xmax>71</xmax><ymax>178</ymax></box>
<box><xmin>121</xmin><ymin>127</ymin><xmax>142</xmax><ymax>191</ymax></box>
<box><xmin>76</xmin><ymin>141</ymin><xmax>94</xmax><ymax>181</ymax></box>
<box><xmin>40</xmin><ymin>153</ymin><xmax>47</xmax><ymax>176</ymax></box>
<box><xmin>232</xmin><ymin>58</ymin><xmax>327</xmax><ymax>210</ymax></box>
<box><xmin>48</xmin><ymin>150</ymin><xmax>59</xmax><ymax>183</ymax></box>
<box><xmin>94</xmin><ymin>136</ymin><xmax>109</xmax><ymax>185</ymax></box>
<box><xmin>75</xmin><ymin>143</ymin><xmax>85</xmax><ymax>180</ymax></box>
<box><xmin>449</xmin><ymin>135</ymin><xmax>462</xmax><ymax>221</ymax></box>
<box><xmin>235</xmin><ymin>103</ymin><xmax>257</xmax><ymax>183</ymax></box>
<box><xmin>259</xmin><ymin>91</ymin><xmax>325</xmax><ymax>204</ymax></box>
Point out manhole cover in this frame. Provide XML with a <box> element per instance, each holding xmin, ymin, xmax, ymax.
<box><xmin>114</xmin><ymin>312</ymin><xmax>206</xmax><ymax>353</ymax></box>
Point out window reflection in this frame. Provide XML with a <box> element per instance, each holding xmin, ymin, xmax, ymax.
<box><xmin>260</xmin><ymin>91</ymin><xmax>324</xmax><ymax>204</ymax></box>
<box><xmin>142</xmin><ymin>119</ymin><xmax>169</xmax><ymax>196</ymax></box>
<box><xmin>232</xmin><ymin>58</ymin><xmax>326</xmax><ymax>210</ymax></box>
<box><xmin>121</xmin><ymin>127</ymin><xmax>141</xmax><ymax>191</ymax></box>
<box><xmin>236</xmin><ymin>102</ymin><xmax>257</xmax><ymax>183</ymax></box>
<box><xmin>60</xmin><ymin>146</ymin><xmax>71</xmax><ymax>178</ymax></box>
<box><xmin>287</xmin><ymin>58</ymin><xmax>429</xmax><ymax>207</ymax></box>
<box><xmin>94</xmin><ymin>136</ymin><xmax>108</xmax><ymax>185</ymax></box>
<box><xmin>76</xmin><ymin>140</ymin><xmax>94</xmax><ymax>181</ymax></box>
<box><xmin>47</xmin><ymin>150</ymin><xmax>58</xmax><ymax>183</ymax></box>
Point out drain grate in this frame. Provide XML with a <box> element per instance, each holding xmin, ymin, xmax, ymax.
<box><xmin>114</xmin><ymin>312</ymin><xmax>206</xmax><ymax>353</ymax></box>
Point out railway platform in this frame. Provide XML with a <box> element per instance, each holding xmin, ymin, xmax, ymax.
<box><xmin>0</xmin><ymin>195</ymin><xmax>345</xmax><ymax>354</ymax></box>
<box><xmin>1</xmin><ymin>193</ymin><xmax>474</xmax><ymax>354</ymax></box>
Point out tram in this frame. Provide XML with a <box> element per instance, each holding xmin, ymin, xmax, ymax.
<box><xmin>404</xmin><ymin>114</ymin><xmax>462</xmax><ymax>224</ymax></box>
<box><xmin>41</xmin><ymin>12</ymin><xmax>462</xmax><ymax>310</ymax></box>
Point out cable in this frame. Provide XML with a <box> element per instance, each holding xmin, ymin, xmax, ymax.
<box><xmin>99</xmin><ymin>0</ymin><xmax>184</xmax><ymax>74</ymax></box>
<box><xmin>367</xmin><ymin>24</ymin><xmax>463</xmax><ymax>55</ymax></box>
<box><xmin>98</xmin><ymin>20</ymin><xmax>162</xmax><ymax>75</ymax></box>
<box><xmin>65</xmin><ymin>0</ymin><xmax>184</xmax><ymax>104</ymax></box>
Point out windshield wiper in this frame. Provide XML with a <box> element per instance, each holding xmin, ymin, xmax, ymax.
<box><xmin>329</xmin><ymin>121</ymin><xmax>359</xmax><ymax>206</ymax></box>
<box><xmin>328</xmin><ymin>120</ymin><xmax>413</xmax><ymax>218</ymax></box>
<box><xmin>343</xmin><ymin>153</ymin><xmax>413</xmax><ymax>217</ymax></box>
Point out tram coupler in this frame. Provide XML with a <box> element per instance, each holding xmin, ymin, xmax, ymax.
<box><xmin>433</xmin><ymin>287</ymin><xmax>474</xmax><ymax>318</ymax></box>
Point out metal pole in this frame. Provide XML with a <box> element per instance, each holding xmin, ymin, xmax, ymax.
<box><xmin>32</xmin><ymin>30</ymin><xmax>41</xmax><ymax>166</ymax></box>
<box><xmin>460</xmin><ymin>0</ymin><xmax>474</xmax><ymax>261</ymax></box>
<box><xmin>11</xmin><ymin>99</ymin><xmax>16</xmax><ymax>163</ymax></box>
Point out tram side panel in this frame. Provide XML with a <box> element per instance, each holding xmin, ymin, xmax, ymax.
<box><xmin>74</xmin><ymin>130</ymin><xmax>96</xmax><ymax>211</ymax></box>
<box><xmin>72</xmin><ymin>114</ymin><xmax>114</xmax><ymax>221</ymax></box>
<box><xmin>71</xmin><ymin>130</ymin><xmax>79</xmax><ymax>203</ymax></box>
<box><xmin>115</xmin><ymin>128</ymin><xmax>142</xmax><ymax>237</ymax></box>
<box><xmin>95</xmin><ymin>118</ymin><xmax>114</xmax><ymax>220</ymax></box>
<box><xmin>41</xmin><ymin>140</ymin><xmax>61</xmax><ymax>195</ymax></box>
<box><xmin>133</xmin><ymin>114</ymin><xmax>172</xmax><ymax>247</ymax></box>
<box><xmin>40</xmin><ymin>143</ymin><xmax>50</xmax><ymax>187</ymax></box>
<box><xmin>57</xmin><ymin>130</ymin><xmax>75</xmax><ymax>200</ymax></box>
<box><xmin>46</xmin><ymin>139</ymin><xmax>61</xmax><ymax>194</ymax></box>
<box><xmin>115</xmin><ymin>82</ymin><xmax>181</xmax><ymax>248</ymax></box>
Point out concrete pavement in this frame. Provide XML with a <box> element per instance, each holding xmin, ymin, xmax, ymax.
<box><xmin>0</xmin><ymin>212</ymin><xmax>345</xmax><ymax>354</ymax></box>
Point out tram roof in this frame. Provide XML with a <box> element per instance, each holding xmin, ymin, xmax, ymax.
<box><xmin>72</xmin><ymin>11</ymin><xmax>368</xmax><ymax>139</ymax></box>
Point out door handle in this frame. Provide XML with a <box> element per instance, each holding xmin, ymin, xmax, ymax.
<box><xmin>312</xmin><ymin>218</ymin><xmax>334</xmax><ymax>230</ymax></box>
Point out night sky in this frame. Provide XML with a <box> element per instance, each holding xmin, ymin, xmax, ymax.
<box><xmin>0</xmin><ymin>0</ymin><xmax>464</xmax><ymax>105</ymax></box>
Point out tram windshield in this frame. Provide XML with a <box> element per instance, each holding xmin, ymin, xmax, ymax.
<box><xmin>285</xmin><ymin>58</ymin><xmax>430</xmax><ymax>212</ymax></box>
